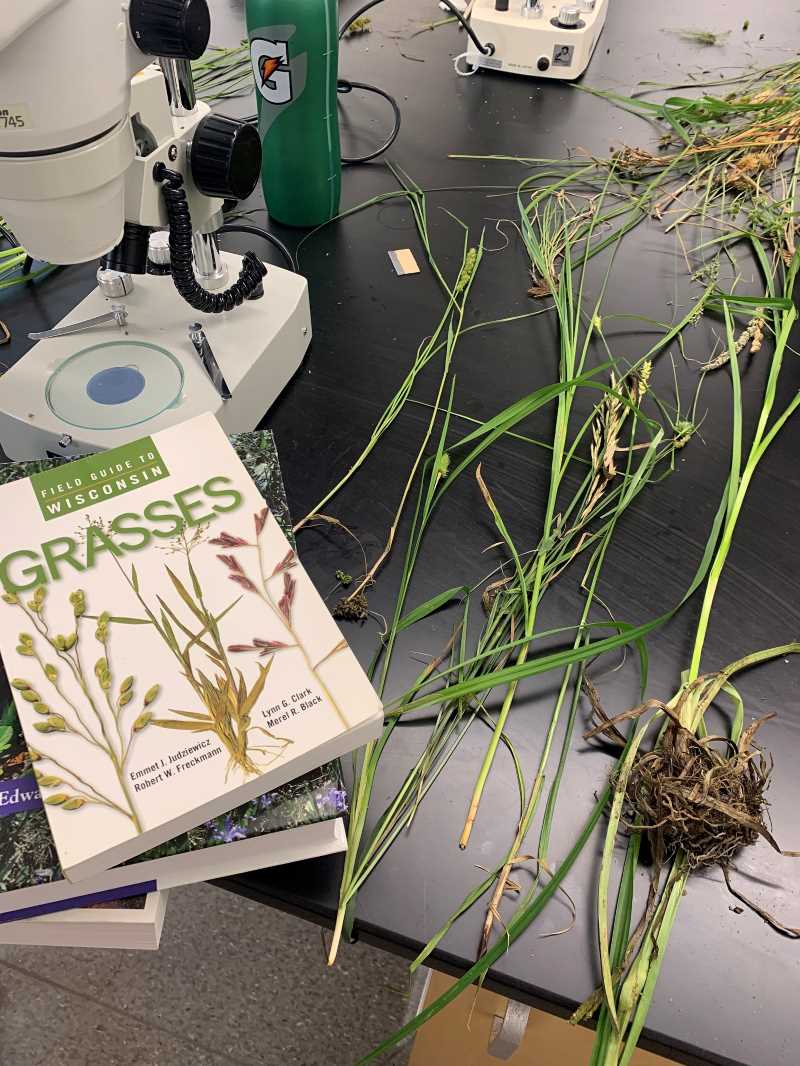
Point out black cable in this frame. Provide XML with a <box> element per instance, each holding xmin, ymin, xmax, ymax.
<box><xmin>243</xmin><ymin>2</ymin><xmax>489</xmax><ymax>172</ymax></box>
<box><xmin>338</xmin><ymin>78</ymin><xmax>401</xmax><ymax>164</ymax></box>
<box><xmin>339</xmin><ymin>0</ymin><xmax>494</xmax><ymax>55</ymax></box>
<box><xmin>243</xmin><ymin>77</ymin><xmax>401</xmax><ymax>166</ymax></box>
<box><xmin>219</xmin><ymin>223</ymin><xmax>296</xmax><ymax>273</ymax></box>
<box><xmin>154</xmin><ymin>164</ymin><xmax>266</xmax><ymax>313</ymax></box>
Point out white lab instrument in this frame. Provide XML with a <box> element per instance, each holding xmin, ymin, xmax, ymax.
<box><xmin>466</xmin><ymin>0</ymin><xmax>608</xmax><ymax>80</ymax></box>
<box><xmin>0</xmin><ymin>0</ymin><xmax>310</xmax><ymax>459</ymax></box>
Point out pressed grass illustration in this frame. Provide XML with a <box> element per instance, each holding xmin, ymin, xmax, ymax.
<box><xmin>214</xmin><ymin>506</ymin><xmax>351</xmax><ymax>730</ymax></box>
<box><xmin>109</xmin><ymin>520</ymin><xmax>294</xmax><ymax>779</ymax></box>
<box><xmin>3</xmin><ymin>585</ymin><xmax>159</xmax><ymax>831</ymax></box>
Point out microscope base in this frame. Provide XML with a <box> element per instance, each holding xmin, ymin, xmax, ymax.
<box><xmin>0</xmin><ymin>252</ymin><xmax>311</xmax><ymax>459</ymax></box>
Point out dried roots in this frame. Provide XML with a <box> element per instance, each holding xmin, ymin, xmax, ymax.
<box><xmin>585</xmin><ymin>671</ymin><xmax>800</xmax><ymax>936</ymax></box>
<box><xmin>621</xmin><ymin>715</ymin><xmax>774</xmax><ymax>870</ymax></box>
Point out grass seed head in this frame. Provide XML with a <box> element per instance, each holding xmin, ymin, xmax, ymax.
<box><xmin>455</xmin><ymin>248</ymin><xmax>478</xmax><ymax>294</ymax></box>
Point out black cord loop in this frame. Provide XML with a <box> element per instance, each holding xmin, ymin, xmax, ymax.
<box><xmin>154</xmin><ymin>163</ymin><xmax>266</xmax><ymax>313</ymax></box>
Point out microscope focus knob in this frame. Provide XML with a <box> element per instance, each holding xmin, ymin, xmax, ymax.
<box><xmin>129</xmin><ymin>0</ymin><xmax>211</xmax><ymax>60</ymax></box>
<box><xmin>147</xmin><ymin>230</ymin><xmax>172</xmax><ymax>274</ymax></box>
<box><xmin>189</xmin><ymin>114</ymin><xmax>262</xmax><ymax>201</ymax></box>
<box><xmin>557</xmin><ymin>5</ymin><xmax>581</xmax><ymax>26</ymax></box>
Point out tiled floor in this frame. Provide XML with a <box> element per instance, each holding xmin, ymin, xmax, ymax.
<box><xmin>0</xmin><ymin>883</ymin><xmax>411</xmax><ymax>1066</ymax></box>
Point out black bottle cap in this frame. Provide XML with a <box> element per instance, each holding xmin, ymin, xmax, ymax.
<box><xmin>129</xmin><ymin>0</ymin><xmax>211</xmax><ymax>60</ymax></box>
<box><xmin>190</xmin><ymin>115</ymin><xmax>262</xmax><ymax>201</ymax></box>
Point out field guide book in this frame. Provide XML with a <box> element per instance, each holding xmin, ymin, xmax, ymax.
<box><xmin>0</xmin><ymin>414</ymin><xmax>382</xmax><ymax>882</ymax></box>
<box><xmin>0</xmin><ymin>432</ymin><xmax>348</xmax><ymax>919</ymax></box>
<box><xmin>0</xmin><ymin>891</ymin><xmax>168</xmax><ymax>950</ymax></box>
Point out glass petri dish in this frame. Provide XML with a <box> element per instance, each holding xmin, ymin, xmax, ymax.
<box><xmin>45</xmin><ymin>340</ymin><xmax>184</xmax><ymax>431</ymax></box>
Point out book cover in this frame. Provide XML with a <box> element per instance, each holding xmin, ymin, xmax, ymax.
<box><xmin>0</xmin><ymin>430</ymin><xmax>347</xmax><ymax>915</ymax></box>
<box><xmin>0</xmin><ymin>414</ymin><xmax>382</xmax><ymax>881</ymax></box>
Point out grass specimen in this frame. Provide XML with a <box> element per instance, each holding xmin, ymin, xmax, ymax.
<box><xmin>325</xmin><ymin>170</ymin><xmax>716</xmax><ymax>968</ymax></box>
<box><xmin>453</xmin><ymin>58</ymin><xmax>800</xmax><ymax>280</ymax></box>
<box><xmin>111</xmin><ymin>522</ymin><xmax>292</xmax><ymax>778</ymax></box>
<box><xmin>356</xmin><ymin>267</ymin><xmax>799</xmax><ymax>1054</ymax></box>
<box><xmin>2</xmin><ymin>585</ymin><xmax>160</xmax><ymax>831</ymax></box>
<box><xmin>668</xmin><ymin>28</ymin><xmax>731</xmax><ymax>47</ymax></box>
<box><xmin>373</xmin><ymin>146</ymin><xmax>796</xmax><ymax>1066</ymax></box>
<box><xmin>583</xmin><ymin>246</ymin><xmax>800</xmax><ymax>1065</ymax></box>
<box><xmin>0</xmin><ymin>217</ymin><xmax>52</xmax><ymax>291</ymax></box>
<box><xmin>294</xmin><ymin>168</ymin><xmax>492</xmax><ymax>546</ymax></box>
<box><xmin>254</xmin><ymin>50</ymin><xmax>800</xmax><ymax>1057</ymax></box>
<box><xmin>586</xmin><ymin>61</ymin><xmax>800</xmax><ymax>260</ymax></box>
<box><xmin>319</xmin><ymin>60</ymin><xmax>800</xmax><ymax>1063</ymax></box>
<box><xmin>335</xmin><ymin>171</ymin><xmax>485</xmax><ymax>608</ymax></box>
<box><xmin>454</xmin><ymin>176</ymin><xmax>708</xmax><ymax>854</ymax></box>
<box><xmin>191</xmin><ymin>42</ymin><xmax>253</xmax><ymax>104</ymax></box>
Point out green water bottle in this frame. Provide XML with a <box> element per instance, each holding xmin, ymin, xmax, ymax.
<box><xmin>245</xmin><ymin>0</ymin><xmax>341</xmax><ymax>227</ymax></box>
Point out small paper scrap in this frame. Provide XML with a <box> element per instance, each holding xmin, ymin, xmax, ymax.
<box><xmin>388</xmin><ymin>249</ymin><xmax>420</xmax><ymax>276</ymax></box>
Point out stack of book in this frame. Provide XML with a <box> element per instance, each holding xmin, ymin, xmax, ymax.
<box><xmin>0</xmin><ymin>417</ymin><xmax>382</xmax><ymax>949</ymax></box>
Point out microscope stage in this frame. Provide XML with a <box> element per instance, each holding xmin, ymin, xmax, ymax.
<box><xmin>0</xmin><ymin>252</ymin><xmax>311</xmax><ymax>459</ymax></box>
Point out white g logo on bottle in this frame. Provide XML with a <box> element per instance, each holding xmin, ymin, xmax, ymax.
<box><xmin>251</xmin><ymin>38</ymin><xmax>292</xmax><ymax>104</ymax></box>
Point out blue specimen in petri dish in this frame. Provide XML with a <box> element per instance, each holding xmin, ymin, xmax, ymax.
<box><xmin>85</xmin><ymin>365</ymin><xmax>146</xmax><ymax>406</ymax></box>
